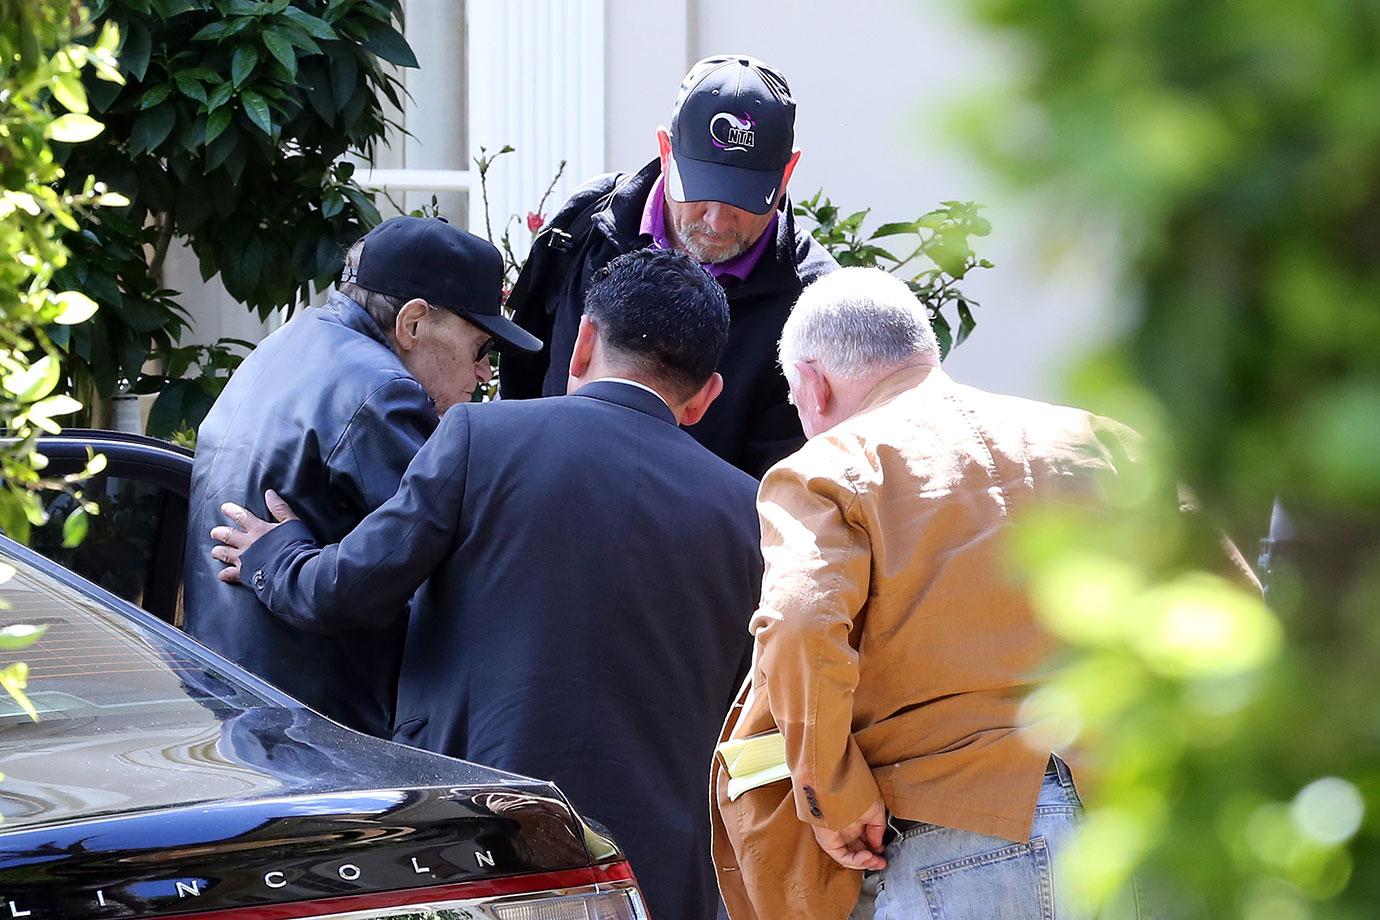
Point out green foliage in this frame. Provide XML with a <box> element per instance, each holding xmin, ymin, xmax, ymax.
<box><xmin>1</xmin><ymin>0</ymin><xmax>120</xmax><ymax>542</ymax></box>
<box><xmin>961</xmin><ymin>0</ymin><xmax>1380</xmax><ymax>914</ymax></box>
<box><xmin>51</xmin><ymin>0</ymin><xmax>411</xmax><ymax>404</ymax></box>
<box><xmin>129</xmin><ymin>337</ymin><xmax>250</xmax><ymax>441</ymax></box>
<box><xmin>794</xmin><ymin>193</ymin><xmax>992</xmax><ymax>358</ymax></box>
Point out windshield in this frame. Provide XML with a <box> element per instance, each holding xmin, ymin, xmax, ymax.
<box><xmin>0</xmin><ymin>545</ymin><xmax>270</xmax><ymax>725</ymax></box>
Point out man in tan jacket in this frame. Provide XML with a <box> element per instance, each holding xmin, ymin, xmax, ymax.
<box><xmin>711</xmin><ymin>268</ymin><xmax>1144</xmax><ymax>919</ymax></box>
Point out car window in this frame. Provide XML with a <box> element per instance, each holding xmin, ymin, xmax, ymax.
<box><xmin>0</xmin><ymin>544</ymin><xmax>268</xmax><ymax>726</ymax></box>
<box><xmin>30</xmin><ymin>477</ymin><xmax>164</xmax><ymax>604</ymax></box>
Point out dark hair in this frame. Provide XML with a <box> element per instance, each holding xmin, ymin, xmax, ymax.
<box><xmin>337</xmin><ymin>237</ymin><xmax>406</xmax><ymax>333</ymax></box>
<box><xmin>583</xmin><ymin>248</ymin><xmax>730</xmax><ymax>403</ymax></box>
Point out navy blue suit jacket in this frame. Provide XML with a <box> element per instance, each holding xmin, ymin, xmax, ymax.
<box><xmin>241</xmin><ymin>381</ymin><xmax>763</xmax><ymax>920</ymax></box>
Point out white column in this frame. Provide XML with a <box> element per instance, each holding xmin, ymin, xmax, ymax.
<box><xmin>465</xmin><ymin>0</ymin><xmax>606</xmax><ymax>250</ymax></box>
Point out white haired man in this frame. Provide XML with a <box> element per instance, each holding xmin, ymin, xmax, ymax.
<box><xmin>709</xmin><ymin>268</ymin><xmax>1144</xmax><ymax>919</ymax></box>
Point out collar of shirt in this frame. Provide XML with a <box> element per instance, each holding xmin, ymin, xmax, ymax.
<box><xmin>639</xmin><ymin>173</ymin><xmax>779</xmax><ymax>283</ymax></box>
<box><xmin>599</xmin><ymin>377</ymin><xmax>674</xmax><ymax>411</ymax></box>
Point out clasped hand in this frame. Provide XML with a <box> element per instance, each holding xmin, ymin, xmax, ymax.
<box><xmin>812</xmin><ymin>799</ymin><xmax>888</xmax><ymax>871</ymax></box>
<box><xmin>209</xmin><ymin>489</ymin><xmax>298</xmax><ymax>584</ymax></box>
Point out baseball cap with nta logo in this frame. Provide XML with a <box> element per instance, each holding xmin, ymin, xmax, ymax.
<box><xmin>667</xmin><ymin>55</ymin><xmax>796</xmax><ymax>216</ymax></box>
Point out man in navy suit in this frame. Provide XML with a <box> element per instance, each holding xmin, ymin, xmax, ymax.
<box><xmin>209</xmin><ymin>248</ymin><xmax>763</xmax><ymax>920</ymax></box>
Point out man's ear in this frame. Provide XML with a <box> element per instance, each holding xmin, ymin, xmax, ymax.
<box><xmin>777</xmin><ymin>149</ymin><xmax>802</xmax><ymax>206</ymax></box>
<box><xmin>393</xmin><ymin>298</ymin><xmax>429</xmax><ymax>352</ymax></box>
<box><xmin>679</xmin><ymin>372</ymin><xmax>725</xmax><ymax>427</ymax></box>
<box><xmin>568</xmin><ymin>313</ymin><xmax>598</xmax><ymax>383</ymax></box>
<box><xmin>794</xmin><ymin>360</ymin><xmax>830</xmax><ymax>417</ymax></box>
<box><xmin>656</xmin><ymin>126</ymin><xmax>673</xmax><ymax>174</ymax></box>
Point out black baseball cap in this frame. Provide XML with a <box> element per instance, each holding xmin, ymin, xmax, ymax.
<box><xmin>351</xmin><ymin>216</ymin><xmax>541</xmax><ymax>354</ymax></box>
<box><xmin>667</xmin><ymin>55</ymin><xmax>796</xmax><ymax>216</ymax></box>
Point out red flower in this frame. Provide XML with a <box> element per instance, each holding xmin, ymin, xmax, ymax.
<box><xmin>526</xmin><ymin>211</ymin><xmax>545</xmax><ymax>233</ymax></box>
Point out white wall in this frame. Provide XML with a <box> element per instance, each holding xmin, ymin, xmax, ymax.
<box><xmin>604</xmin><ymin>0</ymin><xmax>1126</xmax><ymax>401</ymax></box>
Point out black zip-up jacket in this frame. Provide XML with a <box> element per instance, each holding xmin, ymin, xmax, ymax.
<box><xmin>500</xmin><ymin>159</ymin><xmax>837</xmax><ymax>478</ymax></box>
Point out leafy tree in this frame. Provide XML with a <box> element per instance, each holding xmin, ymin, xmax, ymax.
<box><xmin>960</xmin><ymin>0</ymin><xmax>1380</xmax><ymax>915</ymax></box>
<box><xmin>51</xmin><ymin>0</ymin><xmax>413</xmax><ymax>420</ymax></box>
<box><xmin>794</xmin><ymin>193</ymin><xmax>992</xmax><ymax>357</ymax></box>
<box><xmin>2</xmin><ymin>0</ymin><xmax>125</xmax><ymax>725</ymax></box>
<box><xmin>2</xmin><ymin>0</ymin><xmax>120</xmax><ymax>543</ymax></box>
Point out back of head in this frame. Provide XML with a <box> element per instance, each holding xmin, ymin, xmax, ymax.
<box><xmin>337</xmin><ymin>237</ymin><xmax>404</xmax><ymax>333</ymax></box>
<box><xmin>779</xmin><ymin>267</ymin><xmax>939</xmax><ymax>384</ymax></box>
<box><xmin>583</xmin><ymin>248</ymin><xmax>730</xmax><ymax>403</ymax></box>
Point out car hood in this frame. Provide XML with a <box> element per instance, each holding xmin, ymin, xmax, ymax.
<box><xmin>0</xmin><ymin>705</ymin><xmax>619</xmax><ymax>917</ymax></box>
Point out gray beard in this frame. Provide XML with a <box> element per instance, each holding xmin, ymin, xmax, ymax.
<box><xmin>674</xmin><ymin>224</ymin><xmax>752</xmax><ymax>264</ymax></box>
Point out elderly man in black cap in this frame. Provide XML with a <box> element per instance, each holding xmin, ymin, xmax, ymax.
<box><xmin>184</xmin><ymin>217</ymin><xmax>539</xmax><ymax>738</ymax></box>
<box><xmin>501</xmin><ymin>54</ymin><xmax>837</xmax><ymax>478</ymax></box>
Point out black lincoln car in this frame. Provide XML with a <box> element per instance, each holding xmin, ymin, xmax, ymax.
<box><xmin>0</xmin><ymin>431</ymin><xmax>649</xmax><ymax>919</ymax></box>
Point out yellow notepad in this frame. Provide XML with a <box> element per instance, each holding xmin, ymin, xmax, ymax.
<box><xmin>716</xmin><ymin>731</ymin><xmax>790</xmax><ymax>801</ymax></box>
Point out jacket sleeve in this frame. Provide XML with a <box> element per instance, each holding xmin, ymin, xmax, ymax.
<box><xmin>239</xmin><ymin>406</ymin><xmax>472</xmax><ymax>634</ymax></box>
<box><xmin>750</xmin><ymin>453</ymin><xmax>880</xmax><ymax>831</ymax></box>
<box><xmin>325</xmin><ymin>375</ymin><xmax>437</xmax><ymax>512</ymax></box>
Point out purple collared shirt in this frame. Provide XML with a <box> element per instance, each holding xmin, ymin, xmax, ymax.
<box><xmin>639</xmin><ymin>174</ymin><xmax>777</xmax><ymax>283</ymax></box>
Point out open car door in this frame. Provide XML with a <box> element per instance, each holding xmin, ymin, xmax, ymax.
<box><xmin>25</xmin><ymin>430</ymin><xmax>193</xmax><ymax>627</ymax></box>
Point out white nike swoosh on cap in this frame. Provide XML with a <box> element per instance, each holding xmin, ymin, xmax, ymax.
<box><xmin>765</xmin><ymin>187</ymin><xmax>776</xmax><ymax>204</ymax></box>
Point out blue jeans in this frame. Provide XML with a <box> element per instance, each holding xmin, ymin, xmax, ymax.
<box><xmin>852</xmin><ymin>759</ymin><xmax>1090</xmax><ymax>920</ymax></box>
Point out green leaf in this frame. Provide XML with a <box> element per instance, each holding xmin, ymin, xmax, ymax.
<box><xmin>362</xmin><ymin>26</ymin><xmax>418</xmax><ymax>67</ymax></box>
<box><xmin>3</xmin><ymin>356</ymin><xmax>60</xmax><ymax>403</ymax></box>
<box><xmin>51</xmin><ymin>71</ymin><xmax>89</xmax><ymax>113</ymax></box>
<box><xmin>27</xmin><ymin>395</ymin><xmax>83</xmax><ymax>422</ymax></box>
<box><xmin>932</xmin><ymin>311</ymin><xmax>953</xmax><ymax>360</ymax></box>
<box><xmin>262</xmin><ymin>30</ymin><xmax>298</xmax><ymax>80</ymax></box>
<box><xmin>0</xmin><ymin>625</ymin><xmax>47</xmax><ymax>652</ymax></box>
<box><xmin>62</xmin><ymin>508</ymin><xmax>89</xmax><ymax>548</ymax></box>
<box><xmin>190</xmin><ymin>20</ymin><xmax>234</xmax><ymax>41</ymax></box>
<box><xmin>955</xmin><ymin>298</ymin><xmax>977</xmax><ymax>348</ymax></box>
<box><xmin>280</xmin><ymin>23</ymin><xmax>323</xmax><ymax>54</ymax></box>
<box><xmin>152</xmin><ymin>0</ymin><xmax>198</xmax><ymax>16</ymax></box>
<box><xmin>53</xmin><ymin>291</ymin><xmax>100</xmax><ymax>325</ymax></box>
<box><xmin>131</xmin><ymin>104</ymin><xmax>177</xmax><ymax>153</ymax></box>
<box><xmin>139</xmin><ymin>83</ymin><xmax>174</xmax><ymax>109</ymax></box>
<box><xmin>282</xmin><ymin>6</ymin><xmax>336</xmax><ymax>40</ymax></box>
<box><xmin>329</xmin><ymin>48</ymin><xmax>358</xmax><ymax>110</ymax></box>
<box><xmin>45</xmin><ymin>113</ymin><xmax>105</xmax><ymax>143</ymax></box>
<box><xmin>204</xmin><ymin>126</ymin><xmax>239</xmax><ymax>171</ymax></box>
<box><xmin>120</xmin><ymin>21</ymin><xmax>153</xmax><ymax>81</ymax></box>
<box><xmin>174</xmin><ymin>71</ymin><xmax>208</xmax><ymax>104</ymax></box>
<box><xmin>232</xmin><ymin>44</ymin><xmax>259</xmax><ymax>87</ymax></box>
<box><xmin>341</xmin><ymin>185</ymin><xmax>382</xmax><ymax>226</ymax></box>
<box><xmin>240</xmin><ymin>90</ymin><xmax>273</xmax><ymax>135</ymax></box>
<box><xmin>206</xmin><ymin>79</ymin><xmax>234</xmax><ymax>111</ymax></box>
<box><xmin>871</xmin><ymin>221</ymin><xmax>920</xmax><ymax>239</ymax></box>
<box><xmin>321</xmin><ymin>189</ymin><xmax>344</xmax><ymax>217</ymax></box>
<box><xmin>205</xmin><ymin>106</ymin><xmax>233</xmax><ymax>142</ymax></box>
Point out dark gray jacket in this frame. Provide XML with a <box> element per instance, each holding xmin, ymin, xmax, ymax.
<box><xmin>239</xmin><ymin>381</ymin><xmax>763</xmax><ymax>920</ymax></box>
<box><xmin>184</xmin><ymin>293</ymin><xmax>436</xmax><ymax>736</ymax></box>
<box><xmin>500</xmin><ymin>159</ymin><xmax>837</xmax><ymax>478</ymax></box>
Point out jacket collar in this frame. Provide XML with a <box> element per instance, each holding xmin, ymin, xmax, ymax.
<box><xmin>573</xmin><ymin>378</ymin><xmax>678</xmax><ymax>426</ymax></box>
<box><xmin>591</xmin><ymin>158</ymin><xmax>816</xmax><ymax>301</ymax></box>
<box><xmin>322</xmin><ymin>291</ymin><xmax>394</xmax><ymax>350</ymax></box>
<box><xmin>855</xmin><ymin>363</ymin><xmax>946</xmax><ymax>415</ymax></box>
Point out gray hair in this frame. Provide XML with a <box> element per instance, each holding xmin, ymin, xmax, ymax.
<box><xmin>337</xmin><ymin>237</ymin><xmax>406</xmax><ymax>333</ymax></box>
<box><xmin>779</xmin><ymin>267</ymin><xmax>940</xmax><ymax>382</ymax></box>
